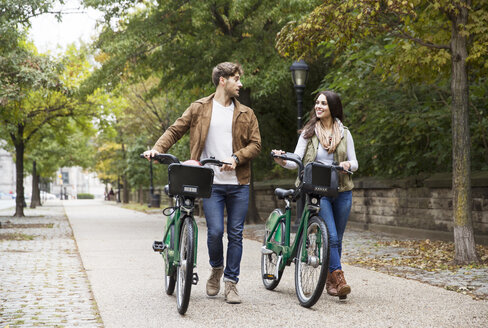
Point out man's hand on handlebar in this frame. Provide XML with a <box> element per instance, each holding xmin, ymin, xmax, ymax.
<box><xmin>221</xmin><ymin>156</ymin><xmax>237</xmax><ymax>172</ymax></box>
<box><xmin>143</xmin><ymin>149</ymin><xmax>160</xmax><ymax>161</ymax></box>
<box><xmin>271</xmin><ymin>149</ymin><xmax>287</xmax><ymax>166</ymax></box>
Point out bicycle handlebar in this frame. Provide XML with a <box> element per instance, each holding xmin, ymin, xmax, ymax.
<box><xmin>140</xmin><ymin>153</ymin><xmax>179</xmax><ymax>164</ymax></box>
<box><xmin>318</xmin><ymin>161</ymin><xmax>354</xmax><ymax>175</ymax></box>
<box><xmin>140</xmin><ymin>153</ymin><xmax>230</xmax><ymax>167</ymax></box>
<box><xmin>270</xmin><ymin>151</ymin><xmax>353</xmax><ymax>175</ymax></box>
<box><xmin>270</xmin><ymin>151</ymin><xmax>304</xmax><ymax>171</ymax></box>
<box><xmin>200</xmin><ymin>158</ymin><xmax>231</xmax><ymax>167</ymax></box>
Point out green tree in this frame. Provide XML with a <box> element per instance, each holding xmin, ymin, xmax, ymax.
<box><xmin>25</xmin><ymin>122</ymin><xmax>97</xmax><ymax>207</ymax></box>
<box><xmin>125</xmin><ymin>138</ymin><xmax>151</xmax><ymax>204</ymax></box>
<box><xmin>0</xmin><ymin>43</ymin><xmax>105</xmax><ymax>216</ymax></box>
<box><xmin>276</xmin><ymin>0</ymin><xmax>488</xmax><ymax>264</ymax></box>
<box><xmin>82</xmin><ymin>0</ymin><xmax>331</xmax><ymax>220</ymax></box>
<box><xmin>0</xmin><ymin>0</ymin><xmax>60</xmax><ymax>53</ymax></box>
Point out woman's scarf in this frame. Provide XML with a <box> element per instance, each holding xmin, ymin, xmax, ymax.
<box><xmin>315</xmin><ymin>118</ymin><xmax>344</xmax><ymax>154</ymax></box>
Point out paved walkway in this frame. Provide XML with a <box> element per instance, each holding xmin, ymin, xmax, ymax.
<box><xmin>243</xmin><ymin>225</ymin><xmax>488</xmax><ymax>300</ymax></box>
<box><xmin>1</xmin><ymin>200</ymin><xmax>488</xmax><ymax>327</ymax></box>
<box><xmin>0</xmin><ymin>201</ymin><xmax>101</xmax><ymax>327</ymax></box>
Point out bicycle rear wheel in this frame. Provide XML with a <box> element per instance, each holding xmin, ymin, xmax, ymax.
<box><xmin>176</xmin><ymin>217</ymin><xmax>194</xmax><ymax>315</ymax></box>
<box><xmin>295</xmin><ymin>216</ymin><xmax>329</xmax><ymax>308</ymax></box>
<box><xmin>164</xmin><ymin>224</ymin><xmax>176</xmax><ymax>295</ymax></box>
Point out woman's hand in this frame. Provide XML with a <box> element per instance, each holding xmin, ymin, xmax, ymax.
<box><xmin>272</xmin><ymin>149</ymin><xmax>287</xmax><ymax>166</ymax></box>
<box><xmin>339</xmin><ymin>161</ymin><xmax>351</xmax><ymax>174</ymax></box>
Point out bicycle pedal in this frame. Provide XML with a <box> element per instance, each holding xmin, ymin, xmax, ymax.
<box><xmin>192</xmin><ymin>272</ymin><xmax>199</xmax><ymax>285</ymax></box>
<box><xmin>263</xmin><ymin>274</ymin><xmax>276</xmax><ymax>280</ymax></box>
<box><xmin>152</xmin><ymin>241</ymin><xmax>166</xmax><ymax>252</ymax></box>
<box><xmin>260</xmin><ymin>246</ymin><xmax>274</xmax><ymax>255</ymax></box>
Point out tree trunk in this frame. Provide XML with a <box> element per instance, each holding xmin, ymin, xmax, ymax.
<box><xmin>139</xmin><ymin>186</ymin><xmax>143</xmax><ymax>204</ymax></box>
<box><xmin>123</xmin><ymin>175</ymin><xmax>129</xmax><ymax>203</ymax></box>
<box><xmin>450</xmin><ymin>0</ymin><xmax>478</xmax><ymax>264</ymax></box>
<box><xmin>13</xmin><ymin>125</ymin><xmax>25</xmax><ymax>217</ymax></box>
<box><xmin>36</xmin><ymin>174</ymin><xmax>41</xmax><ymax>205</ymax></box>
<box><xmin>30</xmin><ymin>161</ymin><xmax>41</xmax><ymax>208</ymax></box>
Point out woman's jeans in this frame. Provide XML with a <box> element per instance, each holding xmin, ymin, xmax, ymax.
<box><xmin>319</xmin><ymin>190</ymin><xmax>352</xmax><ymax>272</ymax></box>
<box><xmin>202</xmin><ymin>184</ymin><xmax>249</xmax><ymax>283</ymax></box>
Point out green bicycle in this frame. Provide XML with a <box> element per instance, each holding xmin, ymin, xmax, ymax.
<box><xmin>262</xmin><ymin>151</ymin><xmax>351</xmax><ymax>307</ymax></box>
<box><xmin>142</xmin><ymin>153</ymin><xmax>226</xmax><ymax>315</ymax></box>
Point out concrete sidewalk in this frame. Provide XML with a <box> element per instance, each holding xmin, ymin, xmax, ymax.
<box><xmin>63</xmin><ymin>199</ymin><xmax>488</xmax><ymax>328</ymax></box>
<box><xmin>0</xmin><ymin>201</ymin><xmax>101</xmax><ymax>327</ymax></box>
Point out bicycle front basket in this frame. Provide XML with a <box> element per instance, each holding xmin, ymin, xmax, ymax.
<box><xmin>302</xmin><ymin>162</ymin><xmax>339</xmax><ymax>197</ymax></box>
<box><xmin>167</xmin><ymin>163</ymin><xmax>214</xmax><ymax>198</ymax></box>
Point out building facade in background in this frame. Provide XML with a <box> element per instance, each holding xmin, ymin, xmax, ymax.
<box><xmin>0</xmin><ymin>147</ymin><xmax>16</xmax><ymax>195</ymax></box>
<box><xmin>0</xmin><ymin>145</ymin><xmax>105</xmax><ymax>199</ymax></box>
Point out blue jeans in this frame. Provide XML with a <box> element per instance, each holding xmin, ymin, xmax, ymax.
<box><xmin>202</xmin><ymin>184</ymin><xmax>249</xmax><ymax>283</ymax></box>
<box><xmin>319</xmin><ymin>191</ymin><xmax>352</xmax><ymax>272</ymax></box>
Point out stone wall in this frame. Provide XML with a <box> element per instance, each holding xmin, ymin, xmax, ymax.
<box><xmin>253</xmin><ymin>172</ymin><xmax>488</xmax><ymax>244</ymax></box>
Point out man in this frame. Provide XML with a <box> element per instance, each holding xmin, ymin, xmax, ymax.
<box><xmin>144</xmin><ymin>62</ymin><xmax>261</xmax><ymax>304</ymax></box>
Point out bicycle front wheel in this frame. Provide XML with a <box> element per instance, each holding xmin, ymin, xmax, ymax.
<box><xmin>176</xmin><ymin>217</ymin><xmax>194</xmax><ymax>315</ymax></box>
<box><xmin>295</xmin><ymin>215</ymin><xmax>329</xmax><ymax>308</ymax></box>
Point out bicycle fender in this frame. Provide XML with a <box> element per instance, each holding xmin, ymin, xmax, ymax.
<box><xmin>266</xmin><ymin>209</ymin><xmax>284</xmax><ymax>243</ymax></box>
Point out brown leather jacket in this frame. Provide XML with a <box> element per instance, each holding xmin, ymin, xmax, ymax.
<box><xmin>153</xmin><ymin>93</ymin><xmax>261</xmax><ymax>185</ymax></box>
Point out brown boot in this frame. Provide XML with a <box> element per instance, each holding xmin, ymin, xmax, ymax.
<box><xmin>206</xmin><ymin>266</ymin><xmax>224</xmax><ymax>296</ymax></box>
<box><xmin>326</xmin><ymin>271</ymin><xmax>338</xmax><ymax>296</ymax></box>
<box><xmin>331</xmin><ymin>270</ymin><xmax>351</xmax><ymax>297</ymax></box>
<box><xmin>224</xmin><ymin>281</ymin><xmax>241</xmax><ymax>304</ymax></box>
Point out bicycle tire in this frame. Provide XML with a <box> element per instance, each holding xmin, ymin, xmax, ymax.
<box><xmin>164</xmin><ymin>224</ymin><xmax>176</xmax><ymax>295</ymax></box>
<box><xmin>176</xmin><ymin>217</ymin><xmax>194</xmax><ymax>315</ymax></box>
<box><xmin>295</xmin><ymin>215</ymin><xmax>329</xmax><ymax>308</ymax></box>
<box><xmin>261</xmin><ymin>224</ymin><xmax>284</xmax><ymax>290</ymax></box>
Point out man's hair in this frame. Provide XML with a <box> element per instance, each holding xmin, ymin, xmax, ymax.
<box><xmin>212</xmin><ymin>62</ymin><xmax>243</xmax><ymax>87</ymax></box>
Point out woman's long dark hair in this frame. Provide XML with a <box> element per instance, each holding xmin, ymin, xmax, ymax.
<box><xmin>300</xmin><ymin>90</ymin><xmax>343</xmax><ymax>139</ymax></box>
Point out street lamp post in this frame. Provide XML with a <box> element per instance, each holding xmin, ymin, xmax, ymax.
<box><xmin>148</xmin><ymin>159</ymin><xmax>154</xmax><ymax>207</ymax></box>
<box><xmin>290</xmin><ymin>60</ymin><xmax>309</xmax><ymax>230</ymax></box>
<box><xmin>148</xmin><ymin>158</ymin><xmax>161</xmax><ymax>208</ymax></box>
<box><xmin>290</xmin><ymin>60</ymin><xmax>309</xmax><ymax>131</ymax></box>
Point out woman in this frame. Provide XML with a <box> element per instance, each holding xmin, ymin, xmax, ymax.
<box><xmin>272</xmin><ymin>90</ymin><xmax>358</xmax><ymax>299</ymax></box>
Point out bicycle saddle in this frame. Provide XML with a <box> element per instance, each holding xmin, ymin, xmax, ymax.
<box><xmin>274</xmin><ymin>188</ymin><xmax>295</xmax><ymax>199</ymax></box>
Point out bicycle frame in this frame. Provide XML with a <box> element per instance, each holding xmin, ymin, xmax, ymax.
<box><xmin>265</xmin><ymin>196</ymin><xmax>321</xmax><ymax>272</ymax></box>
<box><xmin>162</xmin><ymin>195</ymin><xmax>199</xmax><ymax>277</ymax></box>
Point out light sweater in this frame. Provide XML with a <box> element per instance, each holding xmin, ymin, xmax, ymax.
<box><xmin>284</xmin><ymin>131</ymin><xmax>359</xmax><ymax>171</ymax></box>
<box><xmin>200</xmin><ymin>99</ymin><xmax>239</xmax><ymax>185</ymax></box>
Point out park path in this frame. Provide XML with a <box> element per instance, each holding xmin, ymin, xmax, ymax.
<box><xmin>64</xmin><ymin>199</ymin><xmax>488</xmax><ymax>328</ymax></box>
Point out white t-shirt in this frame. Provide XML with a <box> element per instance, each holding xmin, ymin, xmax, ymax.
<box><xmin>200</xmin><ymin>99</ymin><xmax>239</xmax><ymax>185</ymax></box>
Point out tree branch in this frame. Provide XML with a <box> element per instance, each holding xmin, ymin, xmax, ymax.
<box><xmin>27</xmin><ymin>103</ymin><xmax>67</xmax><ymax>118</ymax></box>
<box><xmin>25</xmin><ymin>109</ymin><xmax>74</xmax><ymax>143</ymax></box>
<box><xmin>210</xmin><ymin>3</ymin><xmax>232</xmax><ymax>36</ymax></box>
<box><xmin>390</xmin><ymin>28</ymin><xmax>450</xmax><ymax>50</ymax></box>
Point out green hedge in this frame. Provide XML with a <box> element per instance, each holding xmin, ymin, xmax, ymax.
<box><xmin>77</xmin><ymin>193</ymin><xmax>94</xmax><ymax>199</ymax></box>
